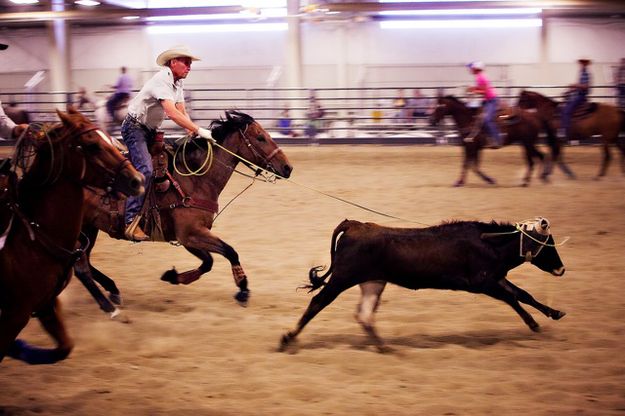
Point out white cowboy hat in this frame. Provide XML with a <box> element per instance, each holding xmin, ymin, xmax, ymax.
<box><xmin>156</xmin><ymin>45</ymin><xmax>200</xmax><ymax>66</ymax></box>
<box><xmin>466</xmin><ymin>61</ymin><xmax>484</xmax><ymax>71</ymax></box>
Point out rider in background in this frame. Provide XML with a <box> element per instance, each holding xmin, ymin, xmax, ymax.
<box><xmin>561</xmin><ymin>58</ymin><xmax>591</xmax><ymax>141</ymax></box>
<box><xmin>466</xmin><ymin>61</ymin><xmax>502</xmax><ymax>148</ymax></box>
<box><xmin>106</xmin><ymin>66</ymin><xmax>133</xmax><ymax>120</ymax></box>
<box><xmin>122</xmin><ymin>45</ymin><xmax>213</xmax><ymax>241</ymax></box>
<box><xmin>0</xmin><ymin>43</ymin><xmax>28</xmax><ymax>141</ymax></box>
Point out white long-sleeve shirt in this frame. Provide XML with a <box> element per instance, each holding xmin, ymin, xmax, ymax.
<box><xmin>0</xmin><ymin>100</ymin><xmax>16</xmax><ymax>140</ymax></box>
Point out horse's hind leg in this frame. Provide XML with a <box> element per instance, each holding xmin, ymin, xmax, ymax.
<box><xmin>9</xmin><ymin>298</ymin><xmax>74</xmax><ymax>364</ymax></box>
<box><xmin>616</xmin><ymin>136</ymin><xmax>625</xmax><ymax>174</ymax></box>
<box><xmin>161</xmin><ymin>246</ymin><xmax>214</xmax><ymax>287</ymax></box>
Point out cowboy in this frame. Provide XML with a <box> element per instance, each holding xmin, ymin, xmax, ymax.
<box><xmin>0</xmin><ymin>43</ymin><xmax>29</xmax><ymax>141</ymax></box>
<box><xmin>466</xmin><ymin>61</ymin><xmax>502</xmax><ymax>148</ymax></box>
<box><xmin>561</xmin><ymin>58</ymin><xmax>592</xmax><ymax>140</ymax></box>
<box><xmin>122</xmin><ymin>45</ymin><xmax>213</xmax><ymax>241</ymax></box>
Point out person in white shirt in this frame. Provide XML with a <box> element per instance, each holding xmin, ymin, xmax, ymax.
<box><xmin>122</xmin><ymin>45</ymin><xmax>212</xmax><ymax>241</ymax></box>
<box><xmin>0</xmin><ymin>43</ymin><xmax>28</xmax><ymax>141</ymax></box>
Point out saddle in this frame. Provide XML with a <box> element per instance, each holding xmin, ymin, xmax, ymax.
<box><xmin>572</xmin><ymin>102</ymin><xmax>598</xmax><ymax>119</ymax></box>
<box><xmin>101</xmin><ymin>142</ymin><xmax>171</xmax><ymax>242</ymax></box>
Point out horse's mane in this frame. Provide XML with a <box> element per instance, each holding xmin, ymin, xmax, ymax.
<box><xmin>521</xmin><ymin>90</ymin><xmax>559</xmax><ymax>106</ymax></box>
<box><xmin>209</xmin><ymin>110</ymin><xmax>255</xmax><ymax>143</ymax></box>
<box><xmin>443</xmin><ymin>95</ymin><xmax>466</xmax><ymax>106</ymax></box>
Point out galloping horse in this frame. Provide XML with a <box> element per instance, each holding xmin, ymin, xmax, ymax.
<box><xmin>0</xmin><ymin>108</ymin><xmax>143</xmax><ymax>364</ymax></box>
<box><xmin>518</xmin><ymin>90</ymin><xmax>625</xmax><ymax>178</ymax></box>
<box><xmin>430</xmin><ymin>96</ymin><xmax>556</xmax><ymax>187</ymax></box>
<box><xmin>75</xmin><ymin>110</ymin><xmax>293</xmax><ymax>316</ymax></box>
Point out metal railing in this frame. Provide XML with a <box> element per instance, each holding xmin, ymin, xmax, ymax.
<box><xmin>2</xmin><ymin>85</ymin><xmax>623</xmax><ymax>146</ymax></box>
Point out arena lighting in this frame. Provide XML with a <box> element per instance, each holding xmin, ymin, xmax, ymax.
<box><xmin>74</xmin><ymin>0</ymin><xmax>101</xmax><ymax>6</ymax></box>
<box><xmin>378</xmin><ymin>8</ymin><xmax>542</xmax><ymax>17</ymax></box>
<box><xmin>9</xmin><ymin>0</ymin><xmax>39</xmax><ymax>4</ymax></box>
<box><xmin>145</xmin><ymin>22</ymin><xmax>288</xmax><ymax>34</ymax></box>
<box><xmin>145</xmin><ymin>7</ymin><xmax>286</xmax><ymax>22</ymax></box>
<box><xmin>105</xmin><ymin>0</ymin><xmax>285</xmax><ymax>8</ymax></box>
<box><xmin>380</xmin><ymin>18</ymin><xmax>542</xmax><ymax>29</ymax></box>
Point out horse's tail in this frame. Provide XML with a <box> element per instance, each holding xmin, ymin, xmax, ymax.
<box><xmin>305</xmin><ymin>219</ymin><xmax>353</xmax><ymax>293</ymax></box>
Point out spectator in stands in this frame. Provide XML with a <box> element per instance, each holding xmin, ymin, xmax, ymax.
<box><xmin>277</xmin><ymin>107</ymin><xmax>297</xmax><ymax>137</ymax></box>
<box><xmin>106</xmin><ymin>66</ymin><xmax>133</xmax><ymax>120</ymax></box>
<box><xmin>407</xmin><ymin>89</ymin><xmax>430</xmax><ymax>122</ymax></box>
<box><xmin>371</xmin><ymin>101</ymin><xmax>383</xmax><ymax>123</ymax></box>
<box><xmin>305</xmin><ymin>90</ymin><xmax>324</xmax><ymax>140</ymax></box>
<box><xmin>466</xmin><ymin>61</ymin><xmax>502</xmax><ymax>148</ymax></box>
<box><xmin>392</xmin><ymin>89</ymin><xmax>407</xmax><ymax>123</ymax></box>
<box><xmin>562</xmin><ymin>58</ymin><xmax>591</xmax><ymax>140</ymax></box>
<box><xmin>615</xmin><ymin>57</ymin><xmax>625</xmax><ymax>109</ymax></box>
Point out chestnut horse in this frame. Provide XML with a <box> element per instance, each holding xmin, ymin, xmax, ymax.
<box><xmin>0</xmin><ymin>108</ymin><xmax>143</xmax><ymax>364</ymax></box>
<box><xmin>430</xmin><ymin>96</ymin><xmax>559</xmax><ymax>187</ymax></box>
<box><xmin>518</xmin><ymin>90</ymin><xmax>625</xmax><ymax>178</ymax></box>
<box><xmin>75</xmin><ymin>110</ymin><xmax>293</xmax><ymax>316</ymax></box>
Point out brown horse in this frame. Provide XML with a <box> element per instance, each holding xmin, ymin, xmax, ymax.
<box><xmin>0</xmin><ymin>108</ymin><xmax>143</xmax><ymax>364</ymax></box>
<box><xmin>430</xmin><ymin>96</ymin><xmax>558</xmax><ymax>187</ymax></box>
<box><xmin>75</xmin><ymin>110</ymin><xmax>293</xmax><ymax>316</ymax></box>
<box><xmin>518</xmin><ymin>90</ymin><xmax>625</xmax><ymax>178</ymax></box>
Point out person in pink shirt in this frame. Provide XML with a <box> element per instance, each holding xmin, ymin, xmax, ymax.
<box><xmin>466</xmin><ymin>61</ymin><xmax>501</xmax><ymax>148</ymax></box>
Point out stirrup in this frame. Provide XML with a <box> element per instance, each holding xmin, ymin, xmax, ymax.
<box><xmin>124</xmin><ymin>216</ymin><xmax>148</xmax><ymax>241</ymax></box>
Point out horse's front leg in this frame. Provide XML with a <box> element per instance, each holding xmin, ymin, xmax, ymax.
<box><xmin>9</xmin><ymin>298</ymin><xmax>74</xmax><ymax>364</ymax></box>
<box><xmin>162</xmin><ymin>228</ymin><xmax>250</xmax><ymax>306</ymax></box>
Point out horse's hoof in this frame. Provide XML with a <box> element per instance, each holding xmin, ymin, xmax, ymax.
<box><xmin>234</xmin><ymin>289</ymin><xmax>250</xmax><ymax>306</ymax></box>
<box><xmin>529</xmin><ymin>323</ymin><xmax>541</xmax><ymax>333</ymax></box>
<box><xmin>278</xmin><ymin>334</ymin><xmax>297</xmax><ymax>353</ymax></box>
<box><xmin>160</xmin><ymin>268</ymin><xmax>179</xmax><ymax>285</ymax></box>
<box><xmin>521</xmin><ymin>182</ymin><xmax>529</xmax><ymax>187</ymax></box>
<box><xmin>453</xmin><ymin>180</ymin><xmax>465</xmax><ymax>187</ymax></box>
<box><xmin>110</xmin><ymin>309</ymin><xmax>132</xmax><ymax>324</ymax></box>
<box><xmin>485</xmin><ymin>177</ymin><xmax>497</xmax><ymax>185</ymax></box>
<box><xmin>108</xmin><ymin>292</ymin><xmax>123</xmax><ymax>306</ymax></box>
<box><xmin>551</xmin><ymin>310</ymin><xmax>566</xmax><ymax>320</ymax></box>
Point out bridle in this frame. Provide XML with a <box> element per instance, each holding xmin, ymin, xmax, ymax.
<box><xmin>237</xmin><ymin>123</ymin><xmax>283</xmax><ymax>177</ymax></box>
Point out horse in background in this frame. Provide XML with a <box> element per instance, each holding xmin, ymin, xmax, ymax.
<box><xmin>430</xmin><ymin>96</ymin><xmax>556</xmax><ymax>187</ymax></box>
<box><xmin>93</xmin><ymin>95</ymin><xmax>129</xmax><ymax>136</ymax></box>
<box><xmin>74</xmin><ymin>110</ymin><xmax>293</xmax><ymax>318</ymax></box>
<box><xmin>518</xmin><ymin>90</ymin><xmax>625</xmax><ymax>178</ymax></box>
<box><xmin>0</xmin><ymin>108</ymin><xmax>143</xmax><ymax>364</ymax></box>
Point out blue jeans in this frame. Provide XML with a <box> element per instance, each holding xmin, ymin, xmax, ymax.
<box><xmin>562</xmin><ymin>94</ymin><xmax>585</xmax><ymax>138</ymax></box>
<box><xmin>122</xmin><ymin>116</ymin><xmax>154</xmax><ymax>225</ymax></box>
<box><xmin>482</xmin><ymin>98</ymin><xmax>501</xmax><ymax>145</ymax></box>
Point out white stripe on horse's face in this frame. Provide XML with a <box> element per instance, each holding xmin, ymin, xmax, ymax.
<box><xmin>96</xmin><ymin>129</ymin><xmax>115</xmax><ymax>147</ymax></box>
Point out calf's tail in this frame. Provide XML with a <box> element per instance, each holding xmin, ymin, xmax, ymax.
<box><xmin>306</xmin><ymin>219</ymin><xmax>353</xmax><ymax>293</ymax></box>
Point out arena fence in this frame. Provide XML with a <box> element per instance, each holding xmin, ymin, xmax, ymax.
<box><xmin>1</xmin><ymin>85</ymin><xmax>623</xmax><ymax>146</ymax></box>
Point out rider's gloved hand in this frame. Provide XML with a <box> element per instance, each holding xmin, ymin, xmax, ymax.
<box><xmin>196</xmin><ymin>127</ymin><xmax>215</xmax><ymax>144</ymax></box>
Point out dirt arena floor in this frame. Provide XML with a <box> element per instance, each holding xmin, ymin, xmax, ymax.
<box><xmin>1</xmin><ymin>144</ymin><xmax>624</xmax><ymax>415</ymax></box>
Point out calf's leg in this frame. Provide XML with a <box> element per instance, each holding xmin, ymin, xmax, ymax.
<box><xmin>356</xmin><ymin>281</ymin><xmax>388</xmax><ymax>352</ymax></box>
<box><xmin>500</xmin><ymin>279</ymin><xmax>565</xmax><ymax>320</ymax></box>
<box><xmin>482</xmin><ymin>281</ymin><xmax>541</xmax><ymax>331</ymax></box>
<box><xmin>280</xmin><ymin>277</ymin><xmax>354</xmax><ymax>352</ymax></box>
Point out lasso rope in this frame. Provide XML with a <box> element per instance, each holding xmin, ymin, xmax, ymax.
<box><xmin>172</xmin><ymin>135</ymin><xmax>214</xmax><ymax>177</ymax></box>
<box><xmin>210</xmin><ymin>140</ymin><xmax>430</xmax><ymax>226</ymax></box>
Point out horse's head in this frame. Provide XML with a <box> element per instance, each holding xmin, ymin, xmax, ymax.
<box><xmin>211</xmin><ymin>110</ymin><xmax>293</xmax><ymax>179</ymax></box>
<box><xmin>429</xmin><ymin>96</ymin><xmax>465</xmax><ymax>126</ymax></box>
<box><xmin>518</xmin><ymin>90</ymin><xmax>536</xmax><ymax>110</ymax></box>
<box><xmin>49</xmin><ymin>107</ymin><xmax>144</xmax><ymax>196</ymax></box>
